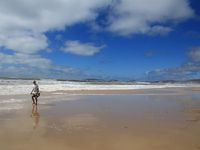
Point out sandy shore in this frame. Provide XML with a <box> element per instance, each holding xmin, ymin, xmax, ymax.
<box><xmin>0</xmin><ymin>88</ymin><xmax>200</xmax><ymax>150</ymax></box>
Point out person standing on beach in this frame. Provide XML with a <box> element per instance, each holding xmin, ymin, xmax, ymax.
<box><xmin>30</xmin><ymin>80</ymin><xmax>40</xmax><ymax>105</ymax></box>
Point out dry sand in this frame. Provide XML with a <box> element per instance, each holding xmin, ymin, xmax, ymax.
<box><xmin>0</xmin><ymin>88</ymin><xmax>200</xmax><ymax>150</ymax></box>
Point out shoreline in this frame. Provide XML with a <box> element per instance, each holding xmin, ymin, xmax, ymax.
<box><xmin>1</xmin><ymin>86</ymin><xmax>200</xmax><ymax>96</ymax></box>
<box><xmin>1</xmin><ymin>81</ymin><xmax>200</xmax><ymax>96</ymax></box>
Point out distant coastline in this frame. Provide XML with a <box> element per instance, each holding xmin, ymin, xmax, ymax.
<box><xmin>1</xmin><ymin>77</ymin><xmax>200</xmax><ymax>84</ymax></box>
<box><xmin>0</xmin><ymin>77</ymin><xmax>41</xmax><ymax>80</ymax></box>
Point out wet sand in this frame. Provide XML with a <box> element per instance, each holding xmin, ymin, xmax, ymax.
<box><xmin>0</xmin><ymin>88</ymin><xmax>200</xmax><ymax>150</ymax></box>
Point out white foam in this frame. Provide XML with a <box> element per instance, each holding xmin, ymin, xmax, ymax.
<box><xmin>0</xmin><ymin>79</ymin><xmax>200</xmax><ymax>95</ymax></box>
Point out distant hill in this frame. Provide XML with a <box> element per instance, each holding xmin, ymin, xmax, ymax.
<box><xmin>0</xmin><ymin>77</ymin><xmax>40</xmax><ymax>80</ymax></box>
<box><xmin>2</xmin><ymin>76</ymin><xmax>200</xmax><ymax>84</ymax></box>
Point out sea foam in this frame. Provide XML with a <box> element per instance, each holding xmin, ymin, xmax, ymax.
<box><xmin>0</xmin><ymin>79</ymin><xmax>199</xmax><ymax>95</ymax></box>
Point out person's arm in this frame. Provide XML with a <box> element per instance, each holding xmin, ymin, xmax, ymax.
<box><xmin>30</xmin><ymin>86</ymin><xmax>34</xmax><ymax>94</ymax></box>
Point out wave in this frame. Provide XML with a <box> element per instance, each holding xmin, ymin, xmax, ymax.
<box><xmin>0</xmin><ymin>79</ymin><xmax>200</xmax><ymax>95</ymax></box>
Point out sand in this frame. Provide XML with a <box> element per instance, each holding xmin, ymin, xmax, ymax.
<box><xmin>0</xmin><ymin>88</ymin><xmax>200</xmax><ymax>150</ymax></box>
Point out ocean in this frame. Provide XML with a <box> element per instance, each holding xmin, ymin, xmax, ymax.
<box><xmin>0</xmin><ymin>79</ymin><xmax>198</xmax><ymax>96</ymax></box>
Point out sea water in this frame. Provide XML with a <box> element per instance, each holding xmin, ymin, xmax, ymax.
<box><xmin>0</xmin><ymin>79</ymin><xmax>198</xmax><ymax>96</ymax></box>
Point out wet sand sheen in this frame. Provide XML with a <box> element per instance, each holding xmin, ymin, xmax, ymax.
<box><xmin>0</xmin><ymin>89</ymin><xmax>200</xmax><ymax>150</ymax></box>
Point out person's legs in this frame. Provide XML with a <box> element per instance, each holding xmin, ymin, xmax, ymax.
<box><xmin>35</xmin><ymin>96</ymin><xmax>38</xmax><ymax>105</ymax></box>
<box><xmin>32</xmin><ymin>95</ymin><xmax>35</xmax><ymax>104</ymax></box>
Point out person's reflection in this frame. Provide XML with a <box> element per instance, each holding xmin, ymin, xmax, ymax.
<box><xmin>31</xmin><ymin>104</ymin><xmax>40</xmax><ymax>129</ymax></box>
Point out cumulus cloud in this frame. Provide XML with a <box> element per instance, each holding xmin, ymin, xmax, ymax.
<box><xmin>0</xmin><ymin>52</ymin><xmax>80</xmax><ymax>79</ymax></box>
<box><xmin>0</xmin><ymin>0</ymin><xmax>195</xmax><ymax>54</ymax></box>
<box><xmin>62</xmin><ymin>40</ymin><xmax>105</xmax><ymax>56</ymax></box>
<box><xmin>105</xmin><ymin>0</ymin><xmax>194</xmax><ymax>36</ymax></box>
<box><xmin>0</xmin><ymin>52</ymin><xmax>51</xmax><ymax>69</ymax></box>
<box><xmin>0</xmin><ymin>33</ymin><xmax>48</xmax><ymax>54</ymax></box>
<box><xmin>0</xmin><ymin>0</ymin><xmax>111</xmax><ymax>78</ymax></box>
<box><xmin>0</xmin><ymin>0</ymin><xmax>195</xmax><ymax>79</ymax></box>
<box><xmin>0</xmin><ymin>0</ymin><xmax>110</xmax><ymax>53</ymax></box>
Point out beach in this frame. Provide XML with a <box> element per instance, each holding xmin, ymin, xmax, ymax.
<box><xmin>0</xmin><ymin>87</ymin><xmax>200</xmax><ymax>150</ymax></box>
<box><xmin>1</xmin><ymin>0</ymin><xmax>199</xmax><ymax>149</ymax></box>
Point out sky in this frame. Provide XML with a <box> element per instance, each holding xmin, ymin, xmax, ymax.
<box><xmin>0</xmin><ymin>0</ymin><xmax>200</xmax><ymax>81</ymax></box>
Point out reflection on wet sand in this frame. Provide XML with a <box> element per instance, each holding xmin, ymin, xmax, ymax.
<box><xmin>31</xmin><ymin>104</ymin><xmax>40</xmax><ymax>129</ymax></box>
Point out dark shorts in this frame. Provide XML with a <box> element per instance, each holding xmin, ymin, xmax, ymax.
<box><xmin>32</xmin><ymin>93</ymin><xmax>40</xmax><ymax>97</ymax></box>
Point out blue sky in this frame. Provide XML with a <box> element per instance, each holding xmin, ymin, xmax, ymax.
<box><xmin>0</xmin><ymin>0</ymin><xmax>200</xmax><ymax>81</ymax></box>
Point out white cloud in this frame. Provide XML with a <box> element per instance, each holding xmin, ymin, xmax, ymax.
<box><xmin>0</xmin><ymin>0</ymin><xmax>195</xmax><ymax>79</ymax></box>
<box><xmin>63</xmin><ymin>40</ymin><xmax>105</xmax><ymax>56</ymax></box>
<box><xmin>0</xmin><ymin>33</ymin><xmax>48</xmax><ymax>54</ymax></box>
<box><xmin>0</xmin><ymin>0</ymin><xmax>110</xmax><ymax>53</ymax></box>
<box><xmin>0</xmin><ymin>0</ymin><xmax>194</xmax><ymax>54</ymax></box>
<box><xmin>0</xmin><ymin>52</ymin><xmax>81</xmax><ymax>79</ymax></box>
<box><xmin>0</xmin><ymin>52</ymin><xmax>51</xmax><ymax>69</ymax></box>
<box><xmin>106</xmin><ymin>0</ymin><xmax>194</xmax><ymax>35</ymax></box>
